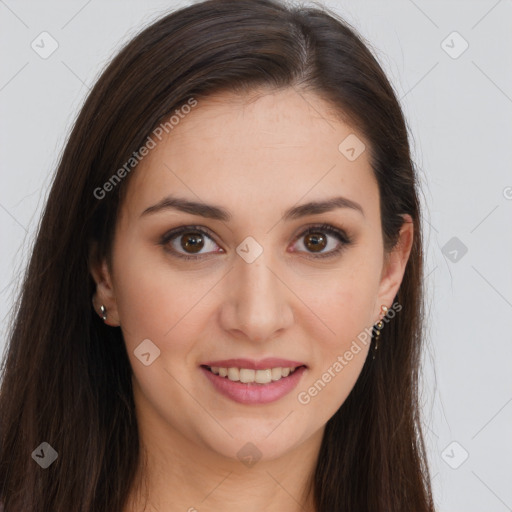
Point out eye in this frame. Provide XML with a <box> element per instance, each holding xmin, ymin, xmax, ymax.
<box><xmin>291</xmin><ymin>223</ymin><xmax>353</xmax><ymax>259</ymax></box>
<box><xmin>160</xmin><ymin>225</ymin><xmax>222</xmax><ymax>260</ymax></box>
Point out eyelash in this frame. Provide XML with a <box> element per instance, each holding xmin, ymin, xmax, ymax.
<box><xmin>159</xmin><ymin>223</ymin><xmax>353</xmax><ymax>261</ymax></box>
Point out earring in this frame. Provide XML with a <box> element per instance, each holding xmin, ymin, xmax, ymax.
<box><xmin>372</xmin><ymin>305</ymin><xmax>388</xmax><ymax>360</ymax></box>
<box><xmin>99</xmin><ymin>304</ymin><xmax>107</xmax><ymax>322</ymax></box>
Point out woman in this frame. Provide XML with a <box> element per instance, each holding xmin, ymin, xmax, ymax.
<box><xmin>0</xmin><ymin>0</ymin><xmax>435</xmax><ymax>510</ymax></box>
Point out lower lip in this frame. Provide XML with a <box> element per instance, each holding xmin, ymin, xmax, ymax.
<box><xmin>200</xmin><ymin>366</ymin><xmax>307</xmax><ymax>405</ymax></box>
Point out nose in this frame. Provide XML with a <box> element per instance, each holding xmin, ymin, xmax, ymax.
<box><xmin>219</xmin><ymin>249</ymin><xmax>294</xmax><ymax>344</ymax></box>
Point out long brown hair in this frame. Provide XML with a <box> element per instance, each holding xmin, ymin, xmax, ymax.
<box><xmin>0</xmin><ymin>0</ymin><xmax>434</xmax><ymax>510</ymax></box>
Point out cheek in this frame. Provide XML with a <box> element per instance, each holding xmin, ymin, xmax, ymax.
<box><xmin>112</xmin><ymin>244</ymin><xmax>216</xmax><ymax>357</ymax></box>
<box><xmin>296</xmin><ymin>278</ymin><xmax>374</xmax><ymax>417</ymax></box>
<box><xmin>293</xmin><ymin>261</ymin><xmax>378</xmax><ymax>410</ymax></box>
<box><xmin>299</xmin><ymin>264</ymin><xmax>379</xmax><ymax>349</ymax></box>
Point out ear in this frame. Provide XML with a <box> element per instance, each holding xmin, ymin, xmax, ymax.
<box><xmin>373</xmin><ymin>214</ymin><xmax>414</xmax><ymax>322</ymax></box>
<box><xmin>89</xmin><ymin>241</ymin><xmax>120</xmax><ymax>326</ymax></box>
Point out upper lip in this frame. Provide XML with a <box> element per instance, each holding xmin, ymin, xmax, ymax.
<box><xmin>200</xmin><ymin>358</ymin><xmax>307</xmax><ymax>370</ymax></box>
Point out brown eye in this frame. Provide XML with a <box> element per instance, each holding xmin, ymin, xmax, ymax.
<box><xmin>161</xmin><ymin>226</ymin><xmax>222</xmax><ymax>260</ymax></box>
<box><xmin>180</xmin><ymin>232</ymin><xmax>205</xmax><ymax>253</ymax></box>
<box><xmin>303</xmin><ymin>232</ymin><xmax>327</xmax><ymax>253</ymax></box>
<box><xmin>293</xmin><ymin>224</ymin><xmax>352</xmax><ymax>259</ymax></box>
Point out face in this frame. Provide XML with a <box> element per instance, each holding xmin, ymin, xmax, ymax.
<box><xmin>91</xmin><ymin>87</ymin><xmax>412</xmax><ymax>464</ymax></box>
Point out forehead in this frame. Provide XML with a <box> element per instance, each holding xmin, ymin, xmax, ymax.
<box><xmin>122</xmin><ymin>87</ymin><xmax>379</xmax><ymax>223</ymax></box>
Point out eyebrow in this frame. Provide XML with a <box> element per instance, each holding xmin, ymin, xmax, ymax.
<box><xmin>140</xmin><ymin>194</ymin><xmax>364</xmax><ymax>221</ymax></box>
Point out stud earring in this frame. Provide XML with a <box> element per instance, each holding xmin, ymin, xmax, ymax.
<box><xmin>372</xmin><ymin>305</ymin><xmax>388</xmax><ymax>360</ymax></box>
<box><xmin>99</xmin><ymin>304</ymin><xmax>107</xmax><ymax>322</ymax></box>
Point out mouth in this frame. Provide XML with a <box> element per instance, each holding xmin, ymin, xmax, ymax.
<box><xmin>200</xmin><ymin>364</ymin><xmax>307</xmax><ymax>385</ymax></box>
<box><xmin>199</xmin><ymin>363</ymin><xmax>308</xmax><ymax>404</ymax></box>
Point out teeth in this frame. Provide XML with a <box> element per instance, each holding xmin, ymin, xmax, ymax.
<box><xmin>271</xmin><ymin>367</ymin><xmax>282</xmax><ymax>381</ymax></box>
<box><xmin>255</xmin><ymin>369</ymin><xmax>272</xmax><ymax>384</ymax></box>
<box><xmin>208</xmin><ymin>366</ymin><xmax>300</xmax><ymax>384</ymax></box>
<box><xmin>240</xmin><ymin>369</ymin><xmax>255</xmax><ymax>383</ymax></box>
<box><xmin>227</xmin><ymin>367</ymin><xmax>239</xmax><ymax>381</ymax></box>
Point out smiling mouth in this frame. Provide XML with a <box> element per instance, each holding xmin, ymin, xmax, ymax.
<box><xmin>201</xmin><ymin>365</ymin><xmax>306</xmax><ymax>385</ymax></box>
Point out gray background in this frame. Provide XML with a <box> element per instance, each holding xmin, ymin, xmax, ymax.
<box><xmin>1</xmin><ymin>0</ymin><xmax>511</xmax><ymax>510</ymax></box>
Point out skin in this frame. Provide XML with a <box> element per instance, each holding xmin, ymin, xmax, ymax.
<box><xmin>90</xmin><ymin>87</ymin><xmax>413</xmax><ymax>512</ymax></box>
